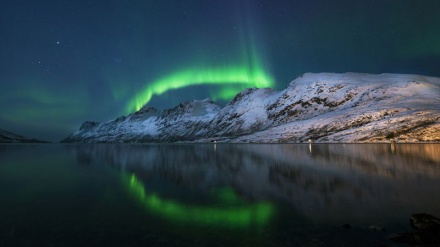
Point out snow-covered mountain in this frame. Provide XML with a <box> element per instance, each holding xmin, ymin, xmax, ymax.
<box><xmin>0</xmin><ymin>128</ymin><xmax>49</xmax><ymax>143</ymax></box>
<box><xmin>61</xmin><ymin>73</ymin><xmax>440</xmax><ymax>143</ymax></box>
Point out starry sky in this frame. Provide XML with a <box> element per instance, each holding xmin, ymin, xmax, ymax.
<box><xmin>1</xmin><ymin>0</ymin><xmax>439</xmax><ymax>141</ymax></box>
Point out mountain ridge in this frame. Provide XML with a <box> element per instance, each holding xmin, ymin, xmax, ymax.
<box><xmin>0</xmin><ymin>128</ymin><xmax>50</xmax><ymax>143</ymax></box>
<box><xmin>61</xmin><ymin>72</ymin><xmax>440</xmax><ymax>143</ymax></box>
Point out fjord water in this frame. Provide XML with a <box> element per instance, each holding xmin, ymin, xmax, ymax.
<box><xmin>1</xmin><ymin>144</ymin><xmax>439</xmax><ymax>246</ymax></box>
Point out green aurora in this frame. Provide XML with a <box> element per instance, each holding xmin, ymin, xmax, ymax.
<box><xmin>126</xmin><ymin>65</ymin><xmax>274</xmax><ymax>113</ymax></box>
<box><xmin>125</xmin><ymin>3</ymin><xmax>273</xmax><ymax>114</ymax></box>
<box><xmin>2</xmin><ymin>0</ymin><xmax>440</xmax><ymax>141</ymax></box>
<box><xmin>124</xmin><ymin>173</ymin><xmax>275</xmax><ymax>228</ymax></box>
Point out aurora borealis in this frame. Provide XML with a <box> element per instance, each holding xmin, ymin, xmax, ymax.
<box><xmin>126</xmin><ymin>65</ymin><xmax>274</xmax><ymax>113</ymax></box>
<box><xmin>1</xmin><ymin>0</ymin><xmax>440</xmax><ymax>141</ymax></box>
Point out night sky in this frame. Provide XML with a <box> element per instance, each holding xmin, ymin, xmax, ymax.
<box><xmin>1</xmin><ymin>0</ymin><xmax>439</xmax><ymax>141</ymax></box>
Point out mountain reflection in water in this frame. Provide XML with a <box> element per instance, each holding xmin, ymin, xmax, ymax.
<box><xmin>68</xmin><ymin>143</ymin><xmax>440</xmax><ymax>223</ymax></box>
<box><xmin>1</xmin><ymin>143</ymin><xmax>439</xmax><ymax>246</ymax></box>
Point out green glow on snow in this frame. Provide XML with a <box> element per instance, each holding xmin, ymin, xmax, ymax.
<box><xmin>124</xmin><ymin>173</ymin><xmax>274</xmax><ymax>228</ymax></box>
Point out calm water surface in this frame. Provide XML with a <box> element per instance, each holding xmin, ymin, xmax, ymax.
<box><xmin>1</xmin><ymin>143</ymin><xmax>439</xmax><ymax>246</ymax></box>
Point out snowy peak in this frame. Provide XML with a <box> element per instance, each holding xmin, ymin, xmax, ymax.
<box><xmin>159</xmin><ymin>98</ymin><xmax>220</xmax><ymax>121</ymax></box>
<box><xmin>128</xmin><ymin>106</ymin><xmax>159</xmax><ymax>122</ymax></box>
<box><xmin>61</xmin><ymin>72</ymin><xmax>440</xmax><ymax>143</ymax></box>
<box><xmin>209</xmin><ymin>88</ymin><xmax>277</xmax><ymax>137</ymax></box>
<box><xmin>79</xmin><ymin>121</ymin><xmax>100</xmax><ymax>131</ymax></box>
<box><xmin>154</xmin><ymin>98</ymin><xmax>221</xmax><ymax>142</ymax></box>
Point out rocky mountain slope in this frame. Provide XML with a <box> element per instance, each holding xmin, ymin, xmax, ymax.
<box><xmin>61</xmin><ymin>72</ymin><xmax>440</xmax><ymax>143</ymax></box>
<box><xmin>0</xmin><ymin>128</ymin><xmax>49</xmax><ymax>143</ymax></box>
